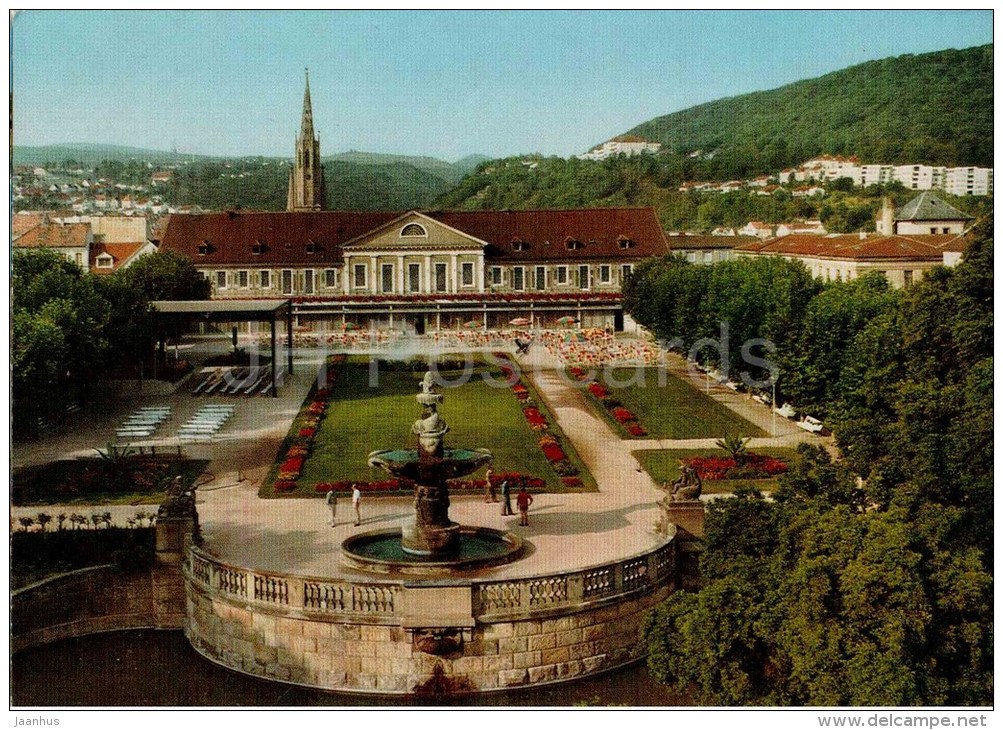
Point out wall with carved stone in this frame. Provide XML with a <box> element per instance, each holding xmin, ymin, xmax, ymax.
<box><xmin>183</xmin><ymin>538</ymin><xmax>676</xmax><ymax>694</ymax></box>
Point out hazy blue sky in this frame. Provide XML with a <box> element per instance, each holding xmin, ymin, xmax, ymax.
<box><xmin>11</xmin><ymin>10</ymin><xmax>993</xmax><ymax>161</ymax></box>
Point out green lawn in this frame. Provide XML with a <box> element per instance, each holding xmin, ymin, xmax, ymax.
<box><xmin>263</xmin><ymin>360</ymin><xmax>596</xmax><ymax>497</ymax></box>
<box><xmin>585</xmin><ymin>368</ymin><xmax>766</xmax><ymax>439</ymax></box>
<box><xmin>634</xmin><ymin>447</ymin><xmax>796</xmax><ymax>495</ymax></box>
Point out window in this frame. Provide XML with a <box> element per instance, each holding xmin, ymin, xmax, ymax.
<box><xmin>942</xmin><ymin>227</ymin><xmax>950</xmax><ymax>234</ymax></box>
<box><xmin>686</xmin><ymin>252</ymin><xmax>696</xmax><ymax>263</ymax></box>
<box><xmin>535</xmin><ymin>266</ymin><xmax>546</xmax><ymax>290</ymax></box>
<box><xmin>598</xmin><ymin>265</ymin><xmax>611</xmax><ymax>284</ymax></box>
<box><xmin>490</xmin><ymin>266</ymin><xmax>502</xmax><ymax>286</ymax></box>
<box><xmin>251</xmin><ymin>241</ymin><xmax>264</xmax><ymax>255</ymax></box>
<box><xmin>618</xmin><ymin>236</ymin><xmax>635</xmax><ymax>250</ymax></box>
<box><xmin>237</xmin><ymin>270</ymin><xmax>249</xmax><ymax>288</ymax></box>
<box><xmin>461</xmin><ymin>262</ymin><xmax>474</xmax><ymax>287</ymax></box>
<box><xmin>930</xmin><ymin>227</ymin><xmax>938</xmax><ymax>234</ymax></box>
<box><xmin>903</xmin><ymin>270</ymin><xmax>913</xmax><ymax>286</ymax></box>
<box><xmin>304</xmin><ymin>269</ymin><xmax>314</xmax><ymax>294</ymax></box>
<box><xmin>556</xmin><ymin>266</ymin><xmax>568</xmax><ymax>285</ymax></box>
<box><xmin>703</xmin><ymin>252</ymin><xmax>713</xmax><ymax>264</ymax></box>
<box><xmin>75</xmin><ymin>252</ymin><xmax>83</xmax><ymax>267</ymax></box>
<box><xmin>96</xmin><ymin>254</ymin><xmax>113</xmax><ymax>269</ymax></box>
<box><xmin>512</xmin><ymin>239</ymin><xmax>527</xmax><ymax>252</ymax></box>
<box><xmin>565</xmin><ymin>237</ymin><xmax>582</xmax><ymax>251</ymax></box>
<box><xmin>354</xmin><ymin>264</ymin><xmax>367</xmax><ymax>289</ymax></box>
<box><xmin>621</xmin><ymin>264</ymin><xmax>633</xmax><ymax>282</ymax></box>
<box><xmin>197</xmin><ymin>241</ymin><xmax>210</xmax><ymax>255</ymax></box>
<box><xmin>512</xmin><ymin>267</ymin><xmax>525</xmax><ymax>291</ymax></box>
<box><xmin>434</xmin><ymin>263</ymin><xmax>447</xmax><ymax>292</ymax></box>
<box><xmin>305</xmin><ymin>242</ymin><xmax>317</xmax><ymax>255</ymax></box>
<box><xmin>578</xmin><ymin>265</ymin><xmax>590</xmax><ymax>290</ymax></box>
<box><xmin>408</xmin><ymin>263</ymin><xmax>421</xmax><ymax>293</ymax></box>
<box><xmin>381</xmin><ymin>264</ymin><xmax>394</xmax><ymax>293</ymax></box>
<box><xmin>281</xmin><ymin>269</ymin><xmax>293</xmax><ymax>294</ymax></box>
<box><xmin>260</xmin><ymin>270</ymin><xmax>271</xmax><ymax>289</ymax></box>
<box><xmin>401</xmin><ymin>223</ymin><xmax>427</xmax><ymax>237</ymax></box>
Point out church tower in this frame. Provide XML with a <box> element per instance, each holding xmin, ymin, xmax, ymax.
<box><xmin>287</xmin><ymin>69</ymin><xmax>326</xmax><ymax>211</ymax></box>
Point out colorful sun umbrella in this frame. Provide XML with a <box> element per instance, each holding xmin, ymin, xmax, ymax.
<box><xmin>509</xmin><ymin>317</ymin><xmax>532</xmax><ymax>327</ymax></box>
<box><xmin>341</xmin><ymin>322</ymin><xmax>360</xmax><ymax>331</ymax></box>
<box><xmin>463</xmin><ymin>320</ymin><xmax>483</xmax><ymax>329</ymax></box>
<box><xmin>557</xmin><ymin>316</ymin><xmax>578</xmax><ymax>326</ymax></box>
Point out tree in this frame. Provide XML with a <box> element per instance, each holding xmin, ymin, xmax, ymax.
<box><xmin>118</xmin><ymin>249</ymin><xmax>210</xmax><ymax>301</ymax></box>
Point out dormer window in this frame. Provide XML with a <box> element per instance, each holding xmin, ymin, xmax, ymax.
<box><xmin>617</xmin><ymin>236</ymin><xmax>636</xmax><ymax>250</ymax></box>
<box><xmin>565</xmin><ymin>237</ymin><xmax>583</xmax><ymax>251</ymax></box>
<box><xmin>512</xmin><ymin>237</ymin><xmax>528</xmax><ymax>252</ymax></box>
<box><xmin>96</xmin><ymin>254</ymin><xmax>114</xmax><ymax>269</ymax></box>
<box><xmin>251</xmin><ymin>241</ymin><xmax>265</xmax><ymax>255</ymax></box>
<box><xmin>305</xmin><ymin>241</ymin><xmax>317</xmax><ymax>255</ymax></box>
<box><xmin>401</xmin><ymin>223</ymin><xmax>427</xmax><ymax>237</ymax></box>
<box><xmin>197</xmin><ymin>240</ymin><xmax>211</xmax><ymax>255</ymax></box>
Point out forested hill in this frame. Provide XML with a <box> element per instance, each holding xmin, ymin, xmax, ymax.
<box><xmin>625</xmin><ymin>44</ymin><xmax>992</xmax><ymax>176</ymax></box>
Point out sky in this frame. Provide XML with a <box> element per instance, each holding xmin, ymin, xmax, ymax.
<box><xmin>10</xmin><ymin>10</ymin><xmax>994</xmax><ymax>161</ymax></box>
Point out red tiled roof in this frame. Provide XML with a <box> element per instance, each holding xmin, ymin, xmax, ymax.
<box><xmin>12</xmin><ymin>212</ymin><xmax>46</xmax><ymax>238</ymax></box>
<box><xmin>14</xmin><ymin>222</ymin><xmax>90</xmax><ymax>248</ymax></box>
<box><xmin>666</xmin><ymin>235</ymin><xmax>760</xmax><ymax>250</ymax></box>
<box><xmin>159</xmin><ymin>208</ymin><xmax>669</xmax><ymax>265</ymax></box>
<box><xmin>89</xmin><ymin>241</ymin><xmax>146</xmax><ymax>274</ymax></box>
<box><xmin>736</xmin><ymin>233</ymin><xmax>965</xmax><ymax>261</ymax></box>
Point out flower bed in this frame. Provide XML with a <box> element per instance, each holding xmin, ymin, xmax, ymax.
<box><xmin>685</xmin><ymin>453</ymin><xmax>789</xmax><ymax>481</ymax></box>
<box><xmin>569</xmin><ymin>367</ymin><xmax>649</xmax><ymax>439</ymax></box>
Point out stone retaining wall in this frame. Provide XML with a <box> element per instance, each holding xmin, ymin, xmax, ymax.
<box><xmin>11</xmin><ymin>564</ymin><xmax>185</xmax><ymax>653</ymax></box>
<box><xmin>183</xmin><ymin>535</ymin><xmax>676</xmax><ymax>694</ymax></box>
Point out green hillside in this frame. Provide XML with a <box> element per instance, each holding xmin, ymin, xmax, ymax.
<box><xmin>12</xmin><ymin>143</ymin><xmax>214</xmax><ymax>166</ymax></box>
<box><xmin>326</xmin><ymin>151</ymin><xmax>487</xmax><ymax>184</ymax></box>
<box><xmin>627</xmin><ymin>44</ymin><xmax>992</xmax><ymax>176</ymax></box>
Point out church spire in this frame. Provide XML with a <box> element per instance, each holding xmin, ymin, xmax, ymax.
<box><xmin>287</xmin><ymin>69</ymin><xmax>326</xmax><ymax>211</ymax></box>
<box><xmin>300</xmin><ymin>67</ymin><xmax>315</xmax><ymax>140</ymax></box>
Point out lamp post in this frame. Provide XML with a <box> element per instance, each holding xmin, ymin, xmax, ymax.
<box><xmin>771</xmin><ymin>376</ymin><xmax>778</xmax><ymax>437</ymax></box>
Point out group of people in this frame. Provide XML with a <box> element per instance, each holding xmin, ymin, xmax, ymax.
<box><xmin>325</xmin><ymin>484</ymin><xmax>363</xmax><ymax>527</ymax></box>
<box><xmin>324</xmin><ymin>471</ymin><xmax>535</xmax><ymax>529</ymax></box>
<box><xmin>541</xmin><ymin>329</ymin><xmax>663</xmax><ymax>368</ymax></box>
<box><xmin>483</xmin><ymin>468</ymin><xmax>533</xmax><ymax>526</ymax></box>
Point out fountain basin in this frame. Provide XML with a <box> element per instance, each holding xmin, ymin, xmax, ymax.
<box><xmin>342</xmin><ymin>527</ymin><xmax>524</xmax><ymax>576</ymax></box>
<box><xmin>368</xmin><ymin>448</ymin><xmax>492</xmax><ymax>482</ymax></box>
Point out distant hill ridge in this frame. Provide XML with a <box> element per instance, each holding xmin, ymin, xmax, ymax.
<box><xmin>625</xmin><ymin>44</ymin><xmax>992</xmax><ymax>173</ymax></box>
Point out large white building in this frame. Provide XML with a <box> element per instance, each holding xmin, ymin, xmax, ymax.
<box><xmin>779</xmin><ymin>156</ymin><xmax>992</xmax><ymax>195</ymax></box>
<box><xmin>577</xmin><ymin>136</ymin><xmax>661</xmax><ymax>161</ymax></box>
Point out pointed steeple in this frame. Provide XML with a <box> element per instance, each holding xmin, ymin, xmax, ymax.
<box><xmin>300</xmin><ymin>68</ymin><xmax>315</xmax><ymax>140</ymax></box>
<box><xmin>288</xmin><ymin>69</ymin><xmax>326</xmax><ymax>211</ymax></box>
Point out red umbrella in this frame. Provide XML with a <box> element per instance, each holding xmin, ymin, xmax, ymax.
<box><xmin>509</xmin><ymin>317</ymin><xmax>531</xmax><ymax>327</ymax></box>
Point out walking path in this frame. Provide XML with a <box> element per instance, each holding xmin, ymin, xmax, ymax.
<box><xmin>12</xmin><ymin>335</ymin><xmax>829</xmax><ymax>582</ymax></box>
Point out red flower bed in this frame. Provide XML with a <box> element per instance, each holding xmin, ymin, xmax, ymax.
<box><xmin>523</xmin><ymin>407</ymin><xmax>547</xmax><ymax>427</ymax></box>
<box><xmin>610</xmin><ymin>406</ymin><xmax>635</xmax><ymax>423</ymax></box>
<box><xmin>274</xmin><ymin>481</ymin><xmax>296</xmax><ymax>493</ymax></box>
<box><xmin>316</xmin><ymin>388</ymin><xmax>330</xmax><ymax>399</ymax></box>
<box><xmin>684</xmin><ymin>453</ymin><xmax>789</xmax><ymax>481</ymax></box>
<box><xmin>561</xmin><ymin>476</ymin><xmax>583</xmax><ymax>488</ymax></box>
<box><xmin>299</xmin><ymin>427</ymin><xmax>317</xmax><ymax>439</ymax></box>
<box><xmin>511</xmin><ymin>383</ymin><xmax>528</xmax><ymax>395</ymax></box>
<box><xmin>625</xmin><ymin>422</ymin><xmax>647</xmax><ymax>437</ymax></box>
<box><xmin>569</xmin><ymin>367</ymin><xmax>586</xmax><ymax>381</ymax></box>
<box><xmin>541</xmin><ymin>443</ymin><xmax>567</xmax><ymax>462</ymax></box>
<box><xmin>281</xmin><ymin>456</ymin><xmax>305</xmax><ymax>473</ymax></box>
<box><xmin>588</xmin><ymin>382</ymin><xmax>608</xmax><ymax>398</ymax></box>
<box><xmin>308</xmin><ymin>402</ymin><xmax>326</xmax><ymax>415</ymax></box>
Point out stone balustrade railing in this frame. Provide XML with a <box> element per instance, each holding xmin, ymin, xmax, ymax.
<box><xmin>184</xmin><ymin>537</ymin><xmax>674</xmax><ymax>625</ymax></box>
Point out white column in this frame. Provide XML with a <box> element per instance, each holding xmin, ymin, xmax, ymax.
<box><xmin>397</xmin><ymin>255</ymin><xmax>405</xmax><ymax>294</ymax></box>
<box><xmin>343</xmin><ymin>258</ymin><xmax>351</xmax><ymax>293</ymax></box>
<box><xmin>424</xmin><ymin>255</ymin><xmax>432</xmax><ymax>293</ymax></box>
<box><xmin>451</xmin><ymin>254</ymin><xmax>458</xmax><ymax>293</ymax></box>
<box><xmin>476</xmin><ymin>254</ymin><xmax>485</xmax><ymax>293</ymax></box>
<box><xmin>370</xmin><ymin>256</ymin><xmax>378</xmax><ymax>294</ymax></box>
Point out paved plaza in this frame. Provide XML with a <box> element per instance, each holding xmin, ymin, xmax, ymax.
<box><xmin>12</xmin><ymin>336</ymin><xmax>827</xmax><ymax>581</ymax></box>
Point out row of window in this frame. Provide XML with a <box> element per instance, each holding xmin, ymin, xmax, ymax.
<box><xmin>208</xmin><ymin>263</ymin><xmax>635</xmax><ymax>294</ymax></box>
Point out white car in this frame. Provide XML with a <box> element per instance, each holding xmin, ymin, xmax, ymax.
<box><xmin>774</xmin><ymin>403</ymin><xmax>797</xmax><ymax>419</ymax></box>
<box><xmin>797</xmin><ymin>415</ymin><xmax>825</xmax><ymax>433</ymax></box>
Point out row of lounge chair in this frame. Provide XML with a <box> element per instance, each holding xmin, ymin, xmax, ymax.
<box><xmin>115</xmin><ymin>406</ymin><xmax>171</xmax><ymax>440</ymax></box>
<box><xmin>191</xmin><ymin>366</ymin><xmax>274</xmax><ymax>397</ymax></box>
<box><xmin>176</xmin><ymin>405</ymin><xmax>235</xmax><ymax>442</ymax></box>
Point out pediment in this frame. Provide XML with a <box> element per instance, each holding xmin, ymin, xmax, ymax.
<box><xmin>341</xmin><ymin>211</ymin><xmax>488</xmax><ymax>252</ymax></box>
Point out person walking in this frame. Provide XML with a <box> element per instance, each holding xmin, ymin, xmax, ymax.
<box><xmin>500</xmin><ymin>479</ymin><xmax>514</xmax><ymax>516</ymax></box>
<box><xmin>484</xmin><ymin>469</ymin><xmax>497</xmax><ymax>503</ymax></box>
<box><xmin>516</xmin><ymin>486</ymin><xmax>534</xmax><ymax>526</ymax></box>
<box><xmin>325</xmin><ymin>488</ymin><xmax>338</xmax><ymax>527</ymax></box>
<box><xmin>352</xmin><ymin>484</ymin><xmax>362</xmax><ymax>526</ymax></box>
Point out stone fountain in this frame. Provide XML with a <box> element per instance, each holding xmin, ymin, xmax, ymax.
<box><xmin>343</xmin><ymin>369</ymin><xmax>523</xmax><ymax>574</ymax></box>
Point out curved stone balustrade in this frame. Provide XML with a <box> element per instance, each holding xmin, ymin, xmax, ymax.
<box><xmin>183</xmin><ymin>532</ymin><xmax>677</xmax><ymax>693</ymax></box>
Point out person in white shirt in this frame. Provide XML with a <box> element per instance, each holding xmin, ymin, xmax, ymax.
<box><xmin>352</xmin><ymin>484</ymin><xmax>362</xmax><ymax>526</ymax></box>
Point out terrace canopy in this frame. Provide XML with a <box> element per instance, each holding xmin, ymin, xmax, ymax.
<box><xmin>150</xmin><ymin>299</ymin><xmax>293</xmax><ymax>397</ymax></box>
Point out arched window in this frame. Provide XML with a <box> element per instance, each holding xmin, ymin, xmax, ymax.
<box><xmin>401</xmin><ymin>223</ymin><xmax>427</xmax><ymax>237</ymax></box>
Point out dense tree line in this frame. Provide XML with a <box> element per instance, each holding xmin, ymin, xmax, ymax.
<box><xmin>12</xmin><ymin>249</ymin><xmax>208</xmax><ymax>439</ymax></box>
<box><xmin>639</xmin><ymin>226</ymin><xmax>993</xmax><ymax>705</ymax></box>
<box><xmin>628</xmin><ymin>44</ymin><xmax>993</xmax><ymax>175</ymax></box>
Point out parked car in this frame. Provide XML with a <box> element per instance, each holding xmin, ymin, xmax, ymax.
<box><xmin>753</xmin><ymin>393</ymin><xmax>770</xmax><ymax>405</ymax></box>
<box><xmin>797</xmin><ymin>415</ymin><xmax>825</xmax><ymax>433</ymax></box>
<box><xmin>774</xmin><ymin>402</ymin><xmax>797</xmax><ymax>419</ymax></box>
